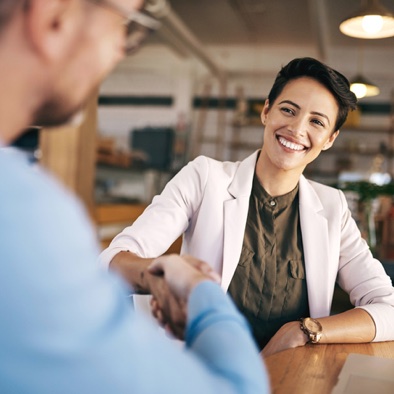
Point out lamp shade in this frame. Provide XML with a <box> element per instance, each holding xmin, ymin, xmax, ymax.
<box><xmin>340</xmin><ymin>0</ymin><xmax>394</xmax><ymax>39</ymax></box>
<box><xmin>350</xmin><ymin>74</ymin><xmax>380</xmax><ymax>98</ymax></box>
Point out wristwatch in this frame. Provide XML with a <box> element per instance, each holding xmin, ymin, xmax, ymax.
<box><xmin>300</xmin><ymin>317</ymin><xmax>322</xmax><ymax>344</ymax></box>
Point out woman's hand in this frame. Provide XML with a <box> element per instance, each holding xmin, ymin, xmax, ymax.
<box><xmin>261</xmin><ymin>321</ymin><xmax>309</xmax><ymax>358</ymax></box>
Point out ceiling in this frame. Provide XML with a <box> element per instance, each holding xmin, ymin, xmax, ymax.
<box><xmin>160</xmin><ymin>0</ymin><xmax>394</xmax><ymax>49</ymax></box>
<box><xmin>100</xmin><ymin>0</ymin><xmax>393</xmax><ymax>163</ymax></box>
<box><xmin>130</xmin><ymin>0</ymin><xmax>394</xmax><ymax>103</ymax></box>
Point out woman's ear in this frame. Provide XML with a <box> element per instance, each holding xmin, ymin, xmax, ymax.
<box><xmin>23</xmin><ymin>0</ymin><xmax>79</xmax><ymax>63</ymax></box>
<box><xmin>261</xmin><ymin>99</ymin><xmax>270</xmax><ymax>126</ymax></box>
<box><xmin>322</xmin><ymin>130</ymin><xmax>340</xmax><ymax>151</ymax></box>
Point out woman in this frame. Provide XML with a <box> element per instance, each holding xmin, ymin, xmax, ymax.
<box><xmin>100</xmin><ymin>57</ymin><xmax>394</xmax><ymax>356</ymax></box>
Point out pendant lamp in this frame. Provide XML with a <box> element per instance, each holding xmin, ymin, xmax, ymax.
<box><xmin>350</xmin><ymin>74</ymin><xmax>380</xmax><ymax>99</ymax></box>
<box><xmin>340</xmin><ymin>0</ymin><xmax>394</xmax><ymax>39</ymax></box>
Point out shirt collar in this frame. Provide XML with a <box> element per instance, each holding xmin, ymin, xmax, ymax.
<box><xmin>252</xmin><ymin>174</ymin><xmax>299</xmax><ymax>210</ymax></box>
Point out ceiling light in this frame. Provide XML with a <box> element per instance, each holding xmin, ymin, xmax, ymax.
<box><xmin>340</xmin><ymin>0</ymin><xmax>394</xmax><ymax>39</ymax></box>
<box><xmin>350</xmin><ymin>74</ymin><xmax>380</xmax><ymax>99</ymax></box>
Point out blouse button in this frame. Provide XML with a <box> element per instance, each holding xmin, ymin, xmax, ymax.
<box><xmin>269</xmin><ymin>200</ymin><xmax>276</xmax><ymax>206</ymax></box>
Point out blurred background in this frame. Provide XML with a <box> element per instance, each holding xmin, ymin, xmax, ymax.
<box><xmin>98</xmin><ymin>0</ymin><xmax>394</xmax><ymax>178</ymax></box>
<box><xmin>24</xmin><ymin>0</ymin><xmax>394</xmax><ymax>261</ymax></box>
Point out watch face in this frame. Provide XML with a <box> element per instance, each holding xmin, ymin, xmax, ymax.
<box><xmin>305</xmin><ymin>318</ymin><xmax>322</xmax><ymax>333</ymax></box>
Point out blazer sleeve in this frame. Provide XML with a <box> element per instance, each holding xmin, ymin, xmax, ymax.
<box><xmin>98</xmin><ymin>156</ymin><xmax>210</xmax><ymax>269</ymax></box>
<box><xmin>336</xmin><ymin>190</ymin><xmax>394</xmax><ymax>342</ymax></box>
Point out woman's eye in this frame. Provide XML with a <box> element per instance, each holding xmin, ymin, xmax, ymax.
<box><xmin>311</xmin><ymin>119</ymin><xmax>324</xmax><ymax>127</ymax></box>
<box><xmin>281</xmin><ymin>107</ymin><xmax>294</xmax><ymax>115</ymax></box>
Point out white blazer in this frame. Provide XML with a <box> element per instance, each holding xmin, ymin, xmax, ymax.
<box><xmin>100</xmin><ymin>151</ymin><xmax>394</xmax><ymax>341</ymax></box>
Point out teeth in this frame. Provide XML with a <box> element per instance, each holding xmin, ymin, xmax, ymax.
<box><xmin>278</xmin><ymin>136</ymin><xmax>304</xmax><ymax>151</ymax></box>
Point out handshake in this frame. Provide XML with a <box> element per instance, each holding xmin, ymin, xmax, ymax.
<box><xmin>146</xmin><ymin>254</ymin><xmax>222</xmax><ymax>340</ymax></box>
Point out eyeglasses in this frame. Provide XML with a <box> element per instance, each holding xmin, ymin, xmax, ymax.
<box><xmin>87</xmin><ymin>0</ymin><xmax>161</xmax><ymax>55</ymax></box>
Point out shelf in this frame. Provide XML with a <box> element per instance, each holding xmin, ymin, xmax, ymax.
<box><xmin>198</xmin><ymin>136</ymin><xmax>224</xmax><ymax>144</ymax></box>
<box><xmin>232</xmin><ymin>121</ymin><xmax>264</xmax><ymax>128</ymax></box>
<box><xmin>228</xmin><ymin>141</ymin><xmax>261</xmax><ymax>150</ymax></box>
<box><xmin>97</xmin><ymin>163</ymin><xmax>156</xmax><ymax>173</ymax></box>
<box><xmin>323</xmin><ymin>147</ymin><xmax>393</xmax><ymax>156</ymax></box>
<box><xmin>342</xmin><ymin>126</ymin><xmax>393</xmax><ymax>134</ymax></box>
<box><xmin>95</xmin><ymin>203</ymin><xmax>147</xmax><ymax>224</ymax></box>
<box><xmin>304</xmin><ymin>169</ymin><xmax>339</xmax><ymax>178</ymax></box>
<box><xmin>94</xmin><ymin>203</ymin><xmax>182</xmax><ymax>253</ymax></box>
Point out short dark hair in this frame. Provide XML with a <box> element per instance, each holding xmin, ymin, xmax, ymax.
<box><xmin>0</xmin><ymin>0</ymin><xmax>24</xmax><ymax>32</ymax></box>
<box><xmin>267</xmin><ymin>57</ymin><xmax>358</xmax><ymax>132</ymax></box>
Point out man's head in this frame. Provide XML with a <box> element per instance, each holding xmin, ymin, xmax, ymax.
<box><xmin>0</xmin><ymin>0</ymin><xmax>145</xmax><ymax>136</ymax></box>
<box><xmin>267</xmin><ymin>57</ymin><xmax>358</xmax><ymax>132</ymax></box>
<box><xmin>35</xmin><ymin>0</ymin><xmax>146</xmax><ymax>127</ymax></box>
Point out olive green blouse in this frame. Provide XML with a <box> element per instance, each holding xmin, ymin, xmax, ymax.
<box><xmin>228</xmin><ymin>174</ymin><xmax>309</xmax><ymax>350</ymax></box>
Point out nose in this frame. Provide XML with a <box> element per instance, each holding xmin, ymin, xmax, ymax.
<box><xmin>288</xmin><ymin>116</ymin><xmax>307</xmax><ymax>136</ymax></box>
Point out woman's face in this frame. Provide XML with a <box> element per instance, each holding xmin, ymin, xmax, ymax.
<box><xmin>261</xmin><ymin>77</ymin><xmax>339</xmax><ymax>174</ymax></box>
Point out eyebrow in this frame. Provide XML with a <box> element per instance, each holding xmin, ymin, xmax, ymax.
<box><xmin>278</xmin><ymin>100</ymin><xmax>331</xmax><ymax>126</ymax></box>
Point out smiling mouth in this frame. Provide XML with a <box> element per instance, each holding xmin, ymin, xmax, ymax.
<box><xmin>277</xmin><ymin>136</ymin><xmax>306</xmax><ymax>151</ymax></box>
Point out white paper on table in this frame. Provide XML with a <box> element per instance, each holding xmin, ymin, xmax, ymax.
<box><xmin>332</xmin><ymin>353</ymin><xmax>394</xmax><ymax>394</ymax></box>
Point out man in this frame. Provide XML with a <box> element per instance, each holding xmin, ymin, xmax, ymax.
<box><xmin>0</xmin><ymin>1</ymin><xmax>268</xmax><ymax>393</ymax></box>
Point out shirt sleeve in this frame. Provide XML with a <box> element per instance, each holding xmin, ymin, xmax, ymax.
<box><xmin>0</xmin><ymin>154</ymin><xmax>269</xmax><ymax>394</ymax></box>
<box><xmin>186</xmin><ymin>281</ymin><xmax>270</xmax><ymax>393</ymax></box>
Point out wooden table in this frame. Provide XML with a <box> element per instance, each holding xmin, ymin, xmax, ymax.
<box><xmin>264</xmin><ymin>341</ymin><xmax>394</xmax><ymax>394</ymax></box>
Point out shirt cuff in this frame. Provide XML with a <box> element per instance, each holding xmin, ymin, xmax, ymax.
<box><xmin>98</xmin><ymin>247</ymin><xmax>128</xmax><ymax>270</ymax></box>
<box><xmin>186</xmin><ymin>280</ymin><xmax>249</xmax><ymax>345</ymax></box>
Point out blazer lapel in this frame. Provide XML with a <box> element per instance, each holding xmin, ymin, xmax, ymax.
<box><xmin>222</xmin><ymin>151</ymin><xmax>259</xmax><ymax>291</ymax></box>
<box><xmin>299</xmin><ymin>176</ymin><xmax>332</xmax><ymax>317</ymax></box>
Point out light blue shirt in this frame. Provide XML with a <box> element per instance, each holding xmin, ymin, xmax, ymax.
<box><xmin>0</xmin><ymin>148</ymin><xmax>269</xmax><ymax>393</ymax></box>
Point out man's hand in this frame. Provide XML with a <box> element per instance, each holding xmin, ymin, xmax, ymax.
<box><xmin>261</xmin><ymin>321</ymin><xmax>308</xmax><ymax>358</ymax></box>
<box><xmin>147</xmin><ymin>254</ymin><xmax>221</xmax><ymax>340</ymax></box>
